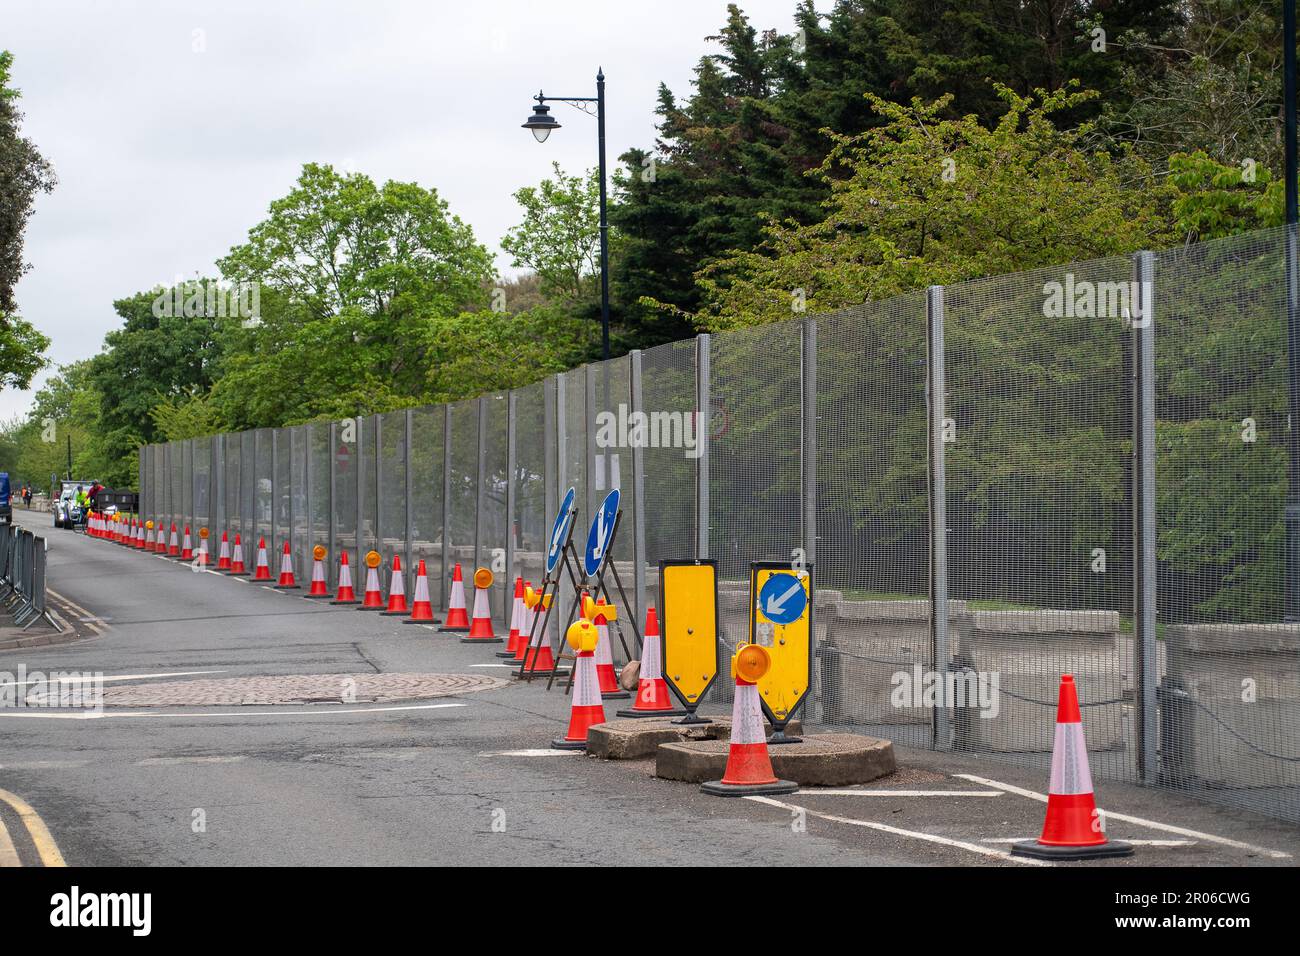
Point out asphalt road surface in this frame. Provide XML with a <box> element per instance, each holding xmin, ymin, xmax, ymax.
<box><xmin>1</xmin><ymin>526</ymin><xmax>1298</xmax><ymax>867</ymax></box>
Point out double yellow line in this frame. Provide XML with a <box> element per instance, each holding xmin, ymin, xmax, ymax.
<box><xmin>0</xmin><ymin>788</ymin><xmax>65</xmax><ymax>867</ymax></box>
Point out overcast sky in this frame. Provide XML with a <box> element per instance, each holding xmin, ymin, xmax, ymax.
<box><xmin>2</xmin><ymin>0</ymin><xmax>801</xmax><ymax>421</ymax></box>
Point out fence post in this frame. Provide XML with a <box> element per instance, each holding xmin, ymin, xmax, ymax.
<box><xmin>474</xmin><ymin>397</ymin><xmax>486</xmax><ymax>576</ymax></box>
<box><xmin>374</xmin><ymin>414</ymin><xmax>384</xmax><ymax>566</ymax></box>
<box><xmin>696</xmin><ymin>334</ymin><xmax>711</xmax><ymax>560</ymax></box>
<box><xmin>213</xmin><ymin>436</ymin><xmax>224</xmax><ymax>540</ymax></box>
<box><xmin>926</xmin><ymin>285</ymin><xmax>952</xmax><ymax>751</ymax></box>
<box><xmin>1132</xmin><ymin>250</ymin><xmax>1159</xmax><ymax>784</ymax></box>
<box><xmin>505</xmin><ymin>391</ymin><xmax>518</xmax><ymax>620</ymax></box>
<box><xmin>355</xmin><ymin>416</ymin><xmax>365</xmax><ymax>574</ymax></box>
<box><xmin>404</xmin><ymin>409</ymin><xmax>414</xmax><ymax>591</ymax></box>
<box><xmin>440</xmin><ymin>405</ymin><xmax>452</xmax><ymax>610</ymax></box>
<box><xmin>328</xmin><ymin>422</ymin><xmax>337</xmax><ymax>588</ymax></box>
<box><xmin>801</xmin><ymin>319</ymin><xmax>817</xmax><ymax>567</ymax></box>
<box><xmin>630</xmin><ymin>349</ymin><xmax>647</xmax><ymax>625</ymax></box>
<box><xmin>289</xmin><ymin>430</ymin><xmax>298</xmax><ymax>576</ymax></box>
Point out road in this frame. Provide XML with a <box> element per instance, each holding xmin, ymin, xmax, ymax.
<box><xmin>0</xmin><ymin>525</ymin><xmax>1297</xmax><ymax>867</ymax></box>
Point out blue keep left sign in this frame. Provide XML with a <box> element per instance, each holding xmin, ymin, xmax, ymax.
<box><xmin>583</xmin><ymin>489</ymin><xmax>620</xmax><ymax>577</ymax></box>
<box><xmin>757</xmin><ymin>572</ymin><xmax>808</xmax><ymax>625</ymax></box>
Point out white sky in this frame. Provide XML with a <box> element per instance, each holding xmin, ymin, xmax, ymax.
<box><xmin>2</xmin><ymin>0</ymin><xmax>801</xmax><ymax>421</ymax></box>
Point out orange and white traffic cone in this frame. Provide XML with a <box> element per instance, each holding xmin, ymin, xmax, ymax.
<box><xmin>593</xmin><ymin>615</ymin><xmax>629</xmax><ymax>700</ymax></box>
<box><xmin>404</xmin><ymin>559</ymin><xmax>437</xmax><ymax>623</ymax></box>
<box><xmin>1012</xmin><ymin>675</ymin><xmax>1133</xmax><ymax>860</ymax></box>
<box><xmin>380</xmin><ymin>555</ymin><xmax>409</xmax><ymax>616</ymax></box>
<box><xmin>139</xmin><ymin>521</ymin><xmax>150</xmax><ymax>549</ymax></box>
<box><xmin>511</xmin><ymin>583</ymin><xmax>538</xmax><ymax>664</ymax></box>
<box><xmin>701</xmin><ymin>644</ymin><xmax>798</xmax><ymax>797</ymax></box>
<box><xmin>195</xmin><ymin>529</ymin><xmax>211</xmax><ymax>566</ymax></box>
<box><xmin>551</xmin><ymin>618</ymin><xmax>606</xmax><ymax>750</ymax></box>
<box><xmin>179</xmin><ymin>526</ymin><xmax>194</xmax><ymax>561</ymax></box>
<box><xmin>496</xmin><ymin>577</ymin><xmax>526</xmax><ymax>657</ymax></box>
<box><xmin>618</xmin><ymin>607</ymin><xmax>686</xmax><ymax>718</ymax></box>
<box><xmin>331</xmin><ymin>551</ymin><xmax>359</xmax><ymax>604</ymax></box>
<box><xmin>357</xmin><ymin>551</ymin><xmax>384</xmax><ymax>610</ymax></box>
<box><xmin>216</xmin><ymin>531</ymin><xmax>232</xmax><ymax>571</ymax></box>
<box><xmin>274</xmin><ymin>541</ymin><xmax>298</xmax><ymax>589</ymax></box>
<box><xmin>252</xmin><ymin>537</ymin><xmax>272</xmax><ymax>580</ymax></box>
<box><xmin>228</xmin><ymin>534</ymin><xmax>247</xmax><ymax>574</ymax></box>
<box><xmin>148</xmin><ymin>522</ymin><xmax>160</xmax><ymax>552</ymax></box>
<box><xmin>168</xmin><ymin>523</ymin><xmax>180</xmax><ymax>557</ymax></box>
<box><xmin>521</xmin><ymin>590</ymin><xmax>566</xmax><ymax>676</ymax></box>
<box><xmin>438</xmin><ymin>564</ymin><xmax>470</xmax><ymax>632</ymax></box>
<box><xmin>462</xmin><ymin>568</ymin><xmax>501</xmax><ymax>643</ymax></box>
<box><xmin>304</xmin><ymin>545</ymin><xmax>331</xmax><ymax>599</ymax></box>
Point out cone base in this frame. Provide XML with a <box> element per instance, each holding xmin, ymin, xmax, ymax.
<box><xmin>550</xmin><ymin>738</ymin><xmax>588</xmax><ymax>751</ymax></box>
<box><xmin>768</xmin><ymin>731</ymin><xmax>803</xmax><ymax>745</ymax></box>
<box><xmin>357</xmin><ymin>604</ymin><xmax>385</xmax><ymax>611</ymax></box>
<box><xmin>672</xmin><ymin>713</ymin><xmax>712</xmax><ymax>725</ymax></box>
<box><xmin>224</xmin><ymin>569</ymin><xmax>249</xmax><ymax>576</ymax></box>
<box><xmin>601</xmin><ymin>689</ymin><xmax>632</xmax><ymax>700</ymax></box>
<box><xmin>330</xmin><ymin>599</ymin><xmax>361</xmax><ymax>605</ymax></box>
<box><xmin>495</xmin><ymin>649</ymin><xmax>518</xmax><ymax>658</ymax></box>
<box><xmin>302</xmin><ymin>593</ymin><xmax>332</xmax><ymax>600</ymax></box>
<box><xmin>460</xmin><ymin>636</ymin><xmax>503</xmax><ymax>644</ymax></box>
<box><xmin>273</xmin><ymin>584</ymin><xmax>300</xmax><ymax>590</ymax></box>
<box><xmin>438</xmin><ymin>625</ymin><xmax>470</xmax><ymax>633</ymax></box>
<box><xmin>404</xmin><ymin>616</ymin><xmax>440</xmax><ymax>625</ymax></box>
<box><xmin>700</xmin><ymin>779</ymin><xmax>798</xmax><ymax>798</ymax></box>
<box><xmin>616</xmin><ymin>706</ymin><xmax>687</xmax><ymax>718</ymax></box>
<box><xmin>380</xmin><ymin>609</ymin><xmax>411</xmax><ymax>617</ymax></box>
<box><xmin>515</xmin><ymin>667</ymin><xmax>570</xmax><ymax>680</ymax></box>
<box><xmin>1011</xmin><ymin>839</ymin><xmax>1133</xmax><ymax>861</ymax></box>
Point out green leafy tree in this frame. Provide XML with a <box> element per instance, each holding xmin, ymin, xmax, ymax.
<box><xmin>501</xmin><ymin>163</ymin><xmax>603</xmax><ymax>304</ymax></box>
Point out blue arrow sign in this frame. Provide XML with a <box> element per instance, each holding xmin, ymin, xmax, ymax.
<box><xmin>545</xmin><ymin>487</ymin><xmax>577</xmax><ymax>574</ymax></box>
<box><xmin>757</xmin><ymin>572</ymin><xmax>808</xmax><ymax>625</ymax></box>
<box><xmin>583</xmin><ymin>489</ymin><xmax>620</xmax><ymax>577</ymax></box>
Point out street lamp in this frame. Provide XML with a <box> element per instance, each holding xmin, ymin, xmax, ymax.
<box><xmin>520</xmin><ymin>69</ymin><xmax>610</xmax><ymax>361</ymax></box>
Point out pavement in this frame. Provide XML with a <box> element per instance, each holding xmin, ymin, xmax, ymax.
<box><xmin>0</xmin><ymin>526</ymin><xmax>1297</xmax><ymax>867</ymax></box>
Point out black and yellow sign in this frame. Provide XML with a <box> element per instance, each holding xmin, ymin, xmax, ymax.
<box><xmin>748</xmin><ymin>562</ymin><xmax>813</xmax><ymax>726</ymax></box>
<box><xmin>660</xmin><ymin>560</ymin><xmax>719</xmax><ymax>712</ymax></box>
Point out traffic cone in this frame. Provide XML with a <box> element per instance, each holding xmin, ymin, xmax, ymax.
<box><xmin>150</xmin><ymin>522</ymin><xmax>163</xmax><ymax>552</ymax></box>
<box><xmin>496</xmin><ymin>577</ymin><xmax>526</xmax><ymax>657</ymax></box>
<box><xmin>304</xmin><ymin>545</ymin><xmax>331</xmax><ymax>598</ymax></box>
<box><xmin>521</xmin><ymin>591</ymin><xmax>566</xmax><ymax>675</ymax></box>
<box><xmin>228</xmin><ymin>534</ymin><xmax>247</xmax><ymax>575</ymax></box>
<box><xmin>380</xmin><ymin>555</ymin><xmax>409</xmax><ymax>616</ymax></box>
<box><xmin>551</xmin><ymin>619</ymin><xmax>606</xmax><ymax>750</ymax></box>
<box><xmin>593</xmin><ymin>617</ymin><xmax>629</xmax><ymax>700</ymax></box>
<box><xmin>168</xmin><ymin>523</ymin><xmax>179</xmax><ymax>556</ymax></box>
<box><xmin>358</xmin><ymin>551</ymin><xmax>384</xmax><ymax>610</ymax></box>
<box><xmin>462</xmin><ymin>568</ymin><xmax>501</xmax><ymax>643</ymax></box>
<box><xmin>701</xmin><ymin>644</ymin><xmax>798</xmax><ymax>797</ymax></box>
<box><xmin>179</xmin><ymin>526</ymin><xmax>194</xmax><ymax>561</ymax></box>
<box><xmin>618</xmin><ymin>607</ymin><xmax>685</xmax><ymax>717</ymax></box>
<box><xmin>252</xmin><ymin>537</ymin><xmax>272</xmax><ymax>580</ymax></box>
<box><xmin>195</xmin><ymin>530</ymin><xmax>210</xmax><ymax>567</ymax></box>
<box><xmin>274</xmin><ymin>541</ymin><xmax>298</xmax><ymax>589</ymax></box>
<box><xmin>331</xmin><ymin>551</ymin><xmax>359</xmax><ymax>604</ymax></box>
<box><xmin>404</xmin><ymin>559</ymin><xmax>437</xmax><ymax>623</ymax></box>
<box><xmin>139</xmin><ymin>521</ymin><xmax>149</xmax><ymax>549</ymax></box>
<box><xmin>133</xmin><ymin>521</ymin><xmax>144</xmax><ymax>548</ymax></box>
<box><xmin>1012</xmin><ymin>675</ymin><xmax>1134</xmax><ymax>860</ymax></box>
<box><xmin>511</xmin><ymin>583</ymin><xmax>537</xmax><ymax>663</ymax></box>
<box><xmin>438</xmin><ymin>564</ymin><xmax>470</xmax><ymax>632</ymax></box>
<box><xmin>216</xmin><ymin>531</ymin><xmax>232</xmax><ymax>571</ymax></box>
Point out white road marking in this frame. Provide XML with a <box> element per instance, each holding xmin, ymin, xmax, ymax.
<box><xmin>0</xmin><ymin>670</ymin><xmax>227</xmax><ymax>691</ymax></box>
<box><xmin>954</xmin><ymin>774</ymin><xmax>1293</xmax><ymax>859</ymax></box>
<box><xmin>803</xmin><ymin>789</ymin><xmax>1004</xmax><ymax>797</ymax></box>
<box><xmin>136</xmin><ymin>755</ymin><xmax>247</xmax><ymax>766</ymax></box>
<box><xmin>480</xmin><ymin>749</ymin><xmax>579</xmax><ymax>757</ymax></box>
<box><xmin>982</xmin><ymin>837</ymin><xmax>1196</xmax><ymax>848</ymax></box>
<box><xmin>0</xmin><ymin>702</ymin><xmax>467</xmax><ymax>720</ymax></box>
<box><xmin>745</xmin><ymin>795</ymin><xmax>1052</xmax><ymax>866</ymax></box>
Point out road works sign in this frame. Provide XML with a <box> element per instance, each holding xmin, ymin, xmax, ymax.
<box><xmin>546</xmin><ymin>487</ymin><xmax>577</xmax><ymax>575</ymax></box>
<box><xmin>660</xmin><ymin>560</ymin><xmax>719</xmax><ymax>714</ymax></box>
<box><xmin>749</xmin><ymin>562</ymin><xmax>813</xmax><ymax>725</ymax></box>
<box><xmin>583</xmin><ymin>489</ymin><xmax>619</xmax><ymax>578</ymax></box>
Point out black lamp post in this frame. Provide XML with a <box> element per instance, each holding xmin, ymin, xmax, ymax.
<box><xmin>1286</xmin><ymin>0</ymin><xmax>1299</xmax><ymax>619</ymax></box>
<box><xmin>522</xmin><ymin>69</ymin><xmax>611</xmax><ymax>362</ymax></box>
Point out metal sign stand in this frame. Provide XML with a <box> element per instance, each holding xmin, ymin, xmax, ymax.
<box><xmin>515</xmin><ymin>504</ymin><xmax>582</xmax><ymax>683</ymax></box>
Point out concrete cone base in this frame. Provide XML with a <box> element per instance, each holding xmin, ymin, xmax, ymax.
<box><xmin>587</xmin><ymin>718</ymin><xmax>800</xmax><ymax>760</ymax></box>
<box><xmin>460</xmin><ymin>636</ymin><xmax>503</xmax><ymax>644</ymax></box>
<box><xmin>550</xmin><ymin>738</ymin><xmax>588</xmax><ymax>751</ymax></box>
<box><xmin>657</xmin><ymin>733</ymin><xmax>896</xmax><ymax>787</ymax></box>
<box><xmin>1011</xmin><ymin>839</ymin><xmax>1134</xmax><ymax>861</ymax></box>
<box><xmin>700</xmin><ymin>779</ymin><xmax>799</xmax><ymax>797</ymax></box>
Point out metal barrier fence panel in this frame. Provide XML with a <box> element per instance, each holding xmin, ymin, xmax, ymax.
<box><xmin>815</xmin><ymin>292</ymin><xmax>931</xmax><ymax>741</ymax></box>
<box><xmin>410</xmin><ymin>406</ymin><xmax>445</xmax><ymax>605</ymax></box>
<box><xmin>334</xmin><ymin>419</ymin><xmax>359</xmax><ymax>579</ymax></box>
<box><xmin>378</xmin><ymin>410</ymin><xmax>406</xmax><ymax>586</ymax></box>
<box><xmin>289</xmin><ymin>425</ymin><xmax>308</xmax><ymax>579</ymax></box>
<box><xmin>309</xmin><ymin>423</ymin><xmax>330</xmax><ymax>584</ymax></box>
<box><xmin>224</xmin><ymin>433</ymin><xmax>242</xmax><ymax>546</ymax></box>
<box><xmin>254</xmin><ymin>429</ymin><xmax>273</xmax><ymax>552</ymax></box>
<box><xmin>590</xmin><ymin>356</ymin><xmax>634</xmax><ymax>635</ymax></box>
<box><xmin>481</xmin><ymin>392</ymin><xmax>509</xmax><ymax>624</ymax></box>
<box><xmin>358</xmin><ymin>416</ymin><xmax>378</xmax><ymax>562</ymax></box>
<box><xmin>513</xmin><ymin>380</ymin><xmax>547</xmax><ymax>602</ymax></box>
<box><xmin>1154</xmin><ymin>225</ymin><xmax>1300</xmax><ymax>824</ymax></box>
<box><xmin>447</xmin><ymin>398</ymin><xmax>479</xmax><ymax>589</ymax></box>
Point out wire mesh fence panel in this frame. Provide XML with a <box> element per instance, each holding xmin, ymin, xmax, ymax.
<box><xmin>240</xmin><ymin>431</ymin><xmax>256</xmax><ymax>555</ymax></box>
<box><xmin>447</xmin><ymin>399</ymin><xmax>479</xmax><ymax>592</ymax></box>
<box><xmin>358</xmin><ymin>416</ymin><xmax>378</xmax><ymax>562</ymax></box>
<box><xmin>513</xmin><ymin>380</ymin><xmax>547</xmax><ymax>596</ymax></box>
<box><xmin>290</xmin><ymin>425</ymin><xmax>308</xmax><ymax>580</ymax></box>
<box><xmin>1154</xmin><ymin>225</ymin><xmax>1300</xmax><ymax>823</ymax></box>
<box><xmin>224</xmin><ymin>432</ymin><xmax>242</xmax><ymax>543</ymax></box>
<box><xmin>378</xmin><ymin>411</ymin><xmax>407</xmax><ymax>589</ymax></box>
<box><xmin>639</xmin><ymin>339</ymin><xmax>698</xmax><ymax>614</ymax></box>
<box><xmin>254</xmin><ymin>429</ymin><xmax>273</xmax><ymax>553</ymax></box>
<box><xmin>944</xmin><ymin>255</ymin><xmax>1135</xmax><ymax>782</ymax></box>
<box><xmin>183</xmin><ymin>440</ymin><xmax>194</xmax><ymax>533</ymax></box>
<box><xmin>558</xmin><ymin>367</ymin><xmax>588</xmax><ymax>641</ymax></box>
<box><xmin>410</xmin><ymin>406</ymin><xmax>445</xmax><ymax>605</ymax></box>
<box><xmin>274</xmin><ymin>428</ymin><xmax>292</xmax><ymax>563</ymax></box>
<box><xmin>334</xmin><ymin>419</ymin><xmax>359</xmax><ymax>576</ymax></box>
<box><xmin>170</xmin><ymin>442</ymin><xmax>183</xmax><ymax>534</ymax></box>
<box><xmin>814</xmin><ymin>293</ymin><xmax>932</xmax><ymax>742</ymax></box>
<box><xmin>481</xmin><ymin>393</ymin><xmax>509</xmax><ymax>624</ymax></box>
<box><xmin>589</xmin><ymin>356</ymin><xmax>634</xmax><ymax>650</ymax></box>
<box><xmin>308</xmin><ymin>423</ymin><xmax>330</xmax><ymax>581</ymax></box>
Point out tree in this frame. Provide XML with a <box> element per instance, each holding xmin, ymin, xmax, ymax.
<box><xmin>501</xmin><ymin>163</ymin><xmax>603</xmax><ymax>304</ymax></box>
<box><xmin>0</xmin><ymin>50</ymin><xmax>54</xmax><ymax>387</ymax></box>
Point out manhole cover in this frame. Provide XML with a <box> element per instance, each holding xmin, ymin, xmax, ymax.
<box><xmin>99</xmin><ymin>673</ymin><xmax>507</xmax><ymax>707</ymax></box>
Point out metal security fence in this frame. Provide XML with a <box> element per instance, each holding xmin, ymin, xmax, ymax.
<box><xmin>0</xmin><ymin>524</ymin><xmax>59</xmax><ymax>631</ymax></box>
<box><xmin>139</xmin><ymin>225</ymin><xmax>1300</xmax><ymax>825</ymax></box>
